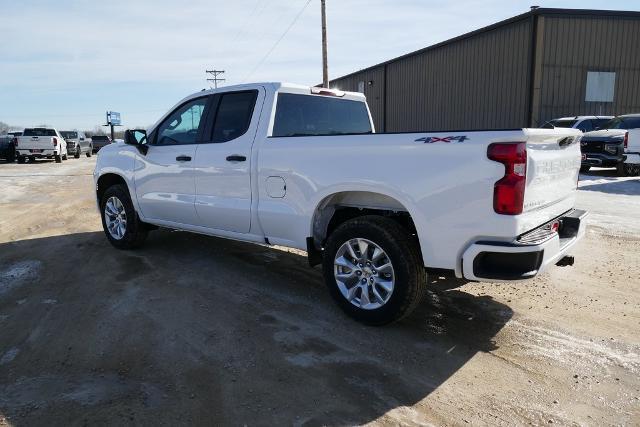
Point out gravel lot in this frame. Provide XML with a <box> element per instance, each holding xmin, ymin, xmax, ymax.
<box><xmin>0</xmin><ymin>158</ymin><xmax>638</xmax><ymax>426</ymax></box>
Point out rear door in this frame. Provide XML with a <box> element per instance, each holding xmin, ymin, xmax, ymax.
<box><xmin>134</xmin><ymin>96</ymin><xmax>211</xmax><ymax>225</ymax></box>
<box><xmin>193</xmin><ymin>89</ymin><xmax>263</xmax><ymax>233</ymax></box>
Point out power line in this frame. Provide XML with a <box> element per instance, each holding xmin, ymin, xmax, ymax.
<box><xmin>241</xmin><ymin>0</ymin><xmax>313</xmax><ymax>83</ymax></box>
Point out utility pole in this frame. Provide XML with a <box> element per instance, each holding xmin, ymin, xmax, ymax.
<box><xmin>321</xmin><ymin>0</ymin><xmax>329</xmax><ymax>88</ymax></box>
<box><xmin>206</xmin><ymin>70</ymin><xmax>226</xmax><ymax>88</ymax></box>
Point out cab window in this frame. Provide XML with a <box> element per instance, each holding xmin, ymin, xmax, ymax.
<box><xmin>155</xmin><ymin>97</ymin><xmax>209</xmax><ymax>146</ymax></box>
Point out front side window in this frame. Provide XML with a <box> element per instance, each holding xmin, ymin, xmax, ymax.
<box><xmin>272</xmin><ymin>93</ymin><xmax>372</xmax><ymax>137</ymax></box>
<box><xmin>576</xmin><ymin>120</ymin><xmax>593</xmax><ymax>132</ymax></box>
<box><xmin>156</xmin><ymin>97</ymin><xmax>208</xmax><ymax>146</ymax></box>
<box><xmin>210</xmin><ymin>91</ymin><xmax>257</xmax><ymax>143</ymax></box>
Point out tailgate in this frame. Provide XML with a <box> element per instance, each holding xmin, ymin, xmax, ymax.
<box><xmin>522</xmin><ymin>128</ymin><xmax>581</xmax><ymax>214</ymax></box>
<box><xmin>18</xmin><ymin>136</ymin><xmax>54</xmax><ymax>149</ymax></box>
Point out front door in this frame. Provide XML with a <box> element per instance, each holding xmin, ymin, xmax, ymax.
<box><xmin>134</xmin><ymin>96</ymin><xmax>210</xmax><ymax>226</ymax></box>
<box><xmin>194</xmin><ymin>89</ymin><xmax>263</xmax><ymax>233</ymax></box>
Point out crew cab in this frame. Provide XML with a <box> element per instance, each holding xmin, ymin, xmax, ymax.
<box><xmin>61</xmin><ymin>130</ymin><xmax>92</xmax><ymax>158</ymax></box>
<box><xmin>580</xmin><ymin>114</ymin><xmax>640</xmax><ymax>175</ymax></box>
<box><xmin>94</xmin><ymin>83</ymin><xmax>587</xmax><ymax>325</ymax></box>
<box><xmin>15</xmin><ymin>128</ymin><xmax>68</xmax><ymax>163</ymax></box>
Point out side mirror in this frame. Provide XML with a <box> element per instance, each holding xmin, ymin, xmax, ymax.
<box><xmin>124</xmin><ymin>129</ymin><xmax>149</xmax><ymax>154</ymax></box>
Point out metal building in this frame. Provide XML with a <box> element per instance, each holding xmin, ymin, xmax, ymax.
<box><xmin>330</xmin><ymin>8</ymin><xmax>640</xmax><ymax>132</ymax></box>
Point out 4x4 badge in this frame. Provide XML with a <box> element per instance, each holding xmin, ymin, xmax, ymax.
<box><xmin>415</xmin><ymin>135</ymin><xmax>469</xmax><ymax>143</ymax></box>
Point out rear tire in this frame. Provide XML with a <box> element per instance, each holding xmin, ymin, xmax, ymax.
<box><xmin>579</xmin><ymin>165</ymin><xmax>591</xmax><ymax>173</ymax></box>
<box><xmin>322</xmin><ymin>215</ymin><xmax>427</xmax><ymax>325</ymax></box>
<box><xmin>55</xmin><ymin>154</ymin><xmax>62</xmax><ymax>163</ymax></box>
<box><xmin>17</xmin><ymin>156</ymin><xmax>26</xmax><ymax>164</ymax></box>
<box><xmin>86</xmin><ymin>146</ymin><xmax>92</xmax><ymax>157</ymax></box>
<box><xmin>74</xmin><ymin>145</ymin><xmax>81</xmax><ymax>158</ymax></box>
<box><xmin>100</xmin><ymin>184</ymin><xmax>148</xmax><ymax>249</ymax></box>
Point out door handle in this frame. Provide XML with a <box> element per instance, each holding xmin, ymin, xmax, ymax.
<box><xmin>176</xmin><ymin>155</ymin><xmax>192</xmax><ymax>162</ymax></box>
<box><xmin>226</xmin><ymin>155</ymin><xmax>247</xmax><ymax>162</ymax></box>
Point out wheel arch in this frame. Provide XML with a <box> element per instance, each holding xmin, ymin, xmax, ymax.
<box><xmin>96</xmin><ymin>172</ymin><xmax>138</xmax><ymax>213</ymax></box>
<box><xmin>309</xmin><ymin>190</ymin><xmax>425</xmax><ymax>265</ymax></box>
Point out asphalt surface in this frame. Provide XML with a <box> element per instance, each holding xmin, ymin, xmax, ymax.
<box><xmin>0</xmin><ymin>158</ymin><xmax>638</xmax><ymax>426</ymax></box>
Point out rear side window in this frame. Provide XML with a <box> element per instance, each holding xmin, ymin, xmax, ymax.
<box><xmin>272</xmin><ymin>93</ymin><xmax>372</xmax><ymax>137</ymax></box>
<box><xmin>24</xmin><ymin>128</ymin><xmax>56</xmax><ymax>137</ymax></box>
<box><xmin>551</xmin><ymin>120</ymin><xmax>577</xmax><ymax>129</ymax></box>
<box><xmin>576</xmin><ymin>120</ymin><xmax>593</xmax><ymax>132</ymax></box>
<box><xmin>210</xmin><ymin>91</ymin><xmax>258</xmax><ymax>143</ymax></box>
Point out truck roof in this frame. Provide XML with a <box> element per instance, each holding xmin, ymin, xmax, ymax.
<box><xmin>192</xmin><ymin>82</ymin><xmax>366</xmax><ymax>103</ymax></box>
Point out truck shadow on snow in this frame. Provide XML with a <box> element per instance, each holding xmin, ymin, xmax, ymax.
<box><xmin>0</xmin><ymin>230</ymin><xmax>512</xmax><ymax>425</ymax></box>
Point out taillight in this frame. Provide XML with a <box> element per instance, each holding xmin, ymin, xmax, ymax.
<box><xmin>52</xmin><ymin>137</ymin><xmax>58</xmax><ymax>146</ymax></box>
<box><xmin>487</xmin><ymin>142</ymin><xmax>527</xmax><ymax>215</ymax></box>
<box><xmin>623</xmin><ymin>132</ymin><xmax>628</xmax><ymax>150</ymax></box>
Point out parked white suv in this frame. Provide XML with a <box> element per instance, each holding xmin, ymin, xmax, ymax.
<box><xmin>542</xmin><ymin>116</ymin><xmax>613</xmax><ymax>133</ymax></box>
<box><xmin>94</xmin><ymin>83</ymin><xmax>587</xmax><ymax>324</ymax></box>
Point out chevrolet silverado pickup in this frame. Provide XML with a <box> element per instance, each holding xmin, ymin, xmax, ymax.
<box><xmin>61</xmin><ymin>130</ymin><xmax>92</xmax><ymax>158</ymax></box>
<box><xmin>580</xmin><ymin>114</ymin><xmax>640</xmax><ymax>176</ymax></box>
<box><xmin>15</xmin><ymin>128</ymin><xmax>68</xmax><ymax>163</ymax></box>
<box><xmin>94</xmin><ymin>83</ymin><xmax>587</xmax><ymax>325</ymax></box>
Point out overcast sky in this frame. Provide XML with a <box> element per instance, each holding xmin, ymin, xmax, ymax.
<box><xmin>1</xmin><ymin>0</ymin><xmax>639</xmax><ymax>130</ymax></box>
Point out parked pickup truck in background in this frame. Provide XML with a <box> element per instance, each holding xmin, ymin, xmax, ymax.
<box><xmin>580</xmin><ymin>114</ymin><xmax>640</xmax><ymax>176</ymax></box>
<box><xmin>91</xmin><ymin>135</ymin><xmax>111</xmax><ymax>152</ymax></box>
<box><xmin>61</xmin><ymin>130</ymin><xmax>93</xmax><ymax>158</ymax></box>
<box><xmin>15</xmin><ymin>128</ymin><xmax>68</xmax><ymax>163</ymax></box>
<box><xmin>0</xmin><ymin>134</ymin><xmax>16</xmax><ymax>162</ymax></box>
<box><xmin>94</xmin><ymin>82</ymin><xmax>587</xmax><ymax>325</ymax></box>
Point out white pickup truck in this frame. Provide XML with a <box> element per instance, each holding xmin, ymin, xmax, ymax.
<box><xmin>94</xmin><ymin>83</ymin><xmax>587</xmax><ymax>325</ymax></box>
<box><xmin>15</xmin><ymin>127</ymin><xmax>69</xmax><ymax>163</ymax></box>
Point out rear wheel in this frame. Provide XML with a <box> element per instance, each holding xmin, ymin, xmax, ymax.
<box><xmin>74</xmin><ymin>145</ymin><xmax>81</xmax><ymax>158</ymax></box>
<box><xmin>17</xmin><ymin>156</ymin><xmax>26</xmax><ymax>164</ymax></box>
<box><xmin>579</xmin><ymin>165</ymin><xmax>591</xmax><ymax>173</ymax></box>
<box><xmin>86</xmin><ymin>146</ymin><xmax>92</xmax><ymax>157</ymax></box>
<box><xmin>322</xmin><ymin>215</ymin><xmax>427</xmax><ymax>325</ymax></box>
<box><xmin>100</xmin><ymin>184</ymin><xmax>148</xmax><ymax>249</ymax></box>
<box><xmin>55</xmin><ymin>154</ymin><xmax>62</xmax><ymax>163</ymax></box>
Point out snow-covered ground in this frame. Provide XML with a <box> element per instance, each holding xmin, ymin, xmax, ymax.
<box><xmin>576</xmin><ymin>168</ymin><xmax>640</xmax><ymax>238</ymax></box>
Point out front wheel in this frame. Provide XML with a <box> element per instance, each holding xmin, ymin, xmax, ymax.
<box><xmin>322</xmin><ymin>215</ymin><xmax>427</xmax><ymax>325</ymax></box>
<box><xmin>100</xmin><ymin>184</ymin><xmax>148</xmax><ymax>249</ymax></box>
<box><xmin>74</xmin><ymin>146</ymin><xmax>81</xmax><ymax>158</ymax></box>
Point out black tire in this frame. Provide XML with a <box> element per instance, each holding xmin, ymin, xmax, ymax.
<box><xmin>54</xmin><ymin>154</ymin><xmax>62</xmax><ymax>163</ymax></box>
<box><xmin>616</xmin><ymin>163</ymin><xmax>626</xmax><ymax>176</ymax></box>
<box><xmin>86</xmin><ymin>146</ymin><xmax>92</xmax><ymax>157</ymax></box>
<box><xmin>623</xmin><ymin>163</ymin><xmax>640</xmax><ymax>176</ymax></box>
<box><xmin>17</xmin><ymin>156</ymin><xmax>26</xmax><ymax>164</ymax></box>
<box><xmin>322</xmin><ymin>215</ymin><xmax>427</xmax><ymax>325</ymax></box>
<box><xmin>579</xmin><ymin>165</ymin><xmax>590</xmax><ymax>173</ymax></box>
<box><xmin>100</xmin><ymin>184</ymin><xmax>148</xmax><ymax>249</ymax></box>
<box><xmin>30</xmin><ymin>156</ymin><xmax>36</xmax><ymax>163</ymax></box>
<box><xmin>74</xmin><ymin>145</ymin><xmax>81</xmax><ymax>158</ymax></box>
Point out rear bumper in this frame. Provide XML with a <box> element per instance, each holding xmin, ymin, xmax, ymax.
<box><xmin>581</xmin><ymin>153</ymin><xmax>624</xmax><ymax>167</ymax></box>
<box><xmin>461</xmin><ymin>209</ymin><xmax>587</xmax><ymax>281</ymax></box>
<box><xmin>17</xmin><ymin>149</ymin><xmax>58</xmax><ymax>157</ymax></box>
